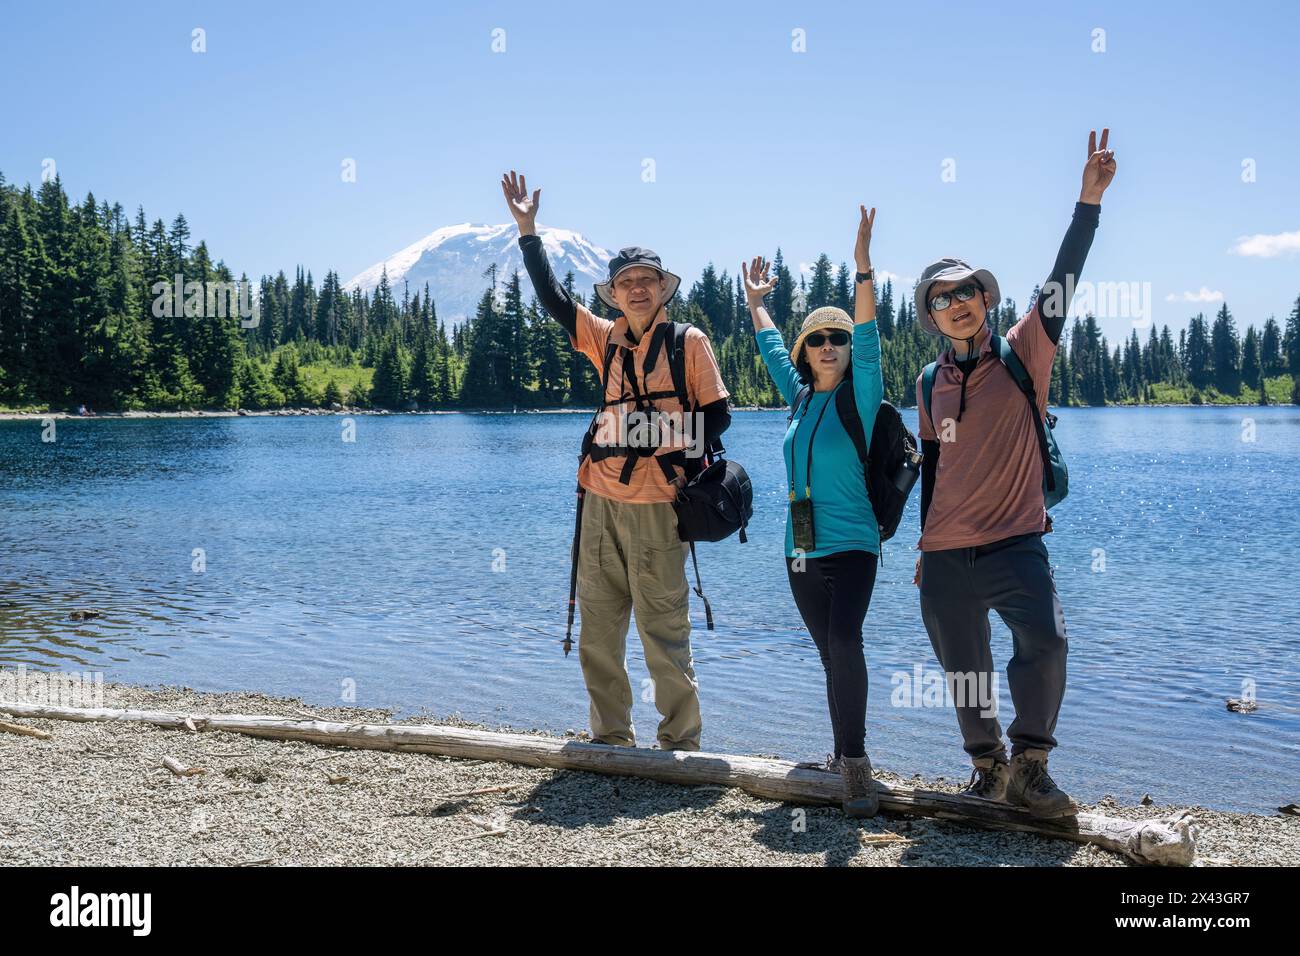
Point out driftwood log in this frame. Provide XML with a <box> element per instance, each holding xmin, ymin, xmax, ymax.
<box><xmin>0</xmin><ymin>701</ymin><xmax>1198</xmax><ymax>866</ymax></box>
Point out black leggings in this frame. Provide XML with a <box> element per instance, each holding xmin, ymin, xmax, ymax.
<box><xmin>785</xmin><ymin>549</ymin><xmax>879</xmax><ymax>759</ymax></box>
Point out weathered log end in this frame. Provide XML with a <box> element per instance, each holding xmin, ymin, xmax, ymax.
<box><xmin>1125</xmin><ymin>810</ymin><xmax>1199</xmax><ymax>867</ymax></box>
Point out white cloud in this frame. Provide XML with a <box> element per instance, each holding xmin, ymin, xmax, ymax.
<box><xmin>877</xmin><ymin>269</ymin><xmax>914</xmax><ymax>288</ymax></box>
<box><xmin>1164</xmin><ymin>287</ymin><xmax>1224</xmax><ymax>303</ymax></box>
<box><xmin>1229</xmin><ymin>230</ymin><xmax>1300</xmax><ymax>258</ymax></box>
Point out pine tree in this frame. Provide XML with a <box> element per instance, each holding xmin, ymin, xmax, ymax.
<box><xmin>271</xmin><ymin>343</ymin><xmax>314</xmax><ymax>406</ymax></box>
<box><xmin>769</xmin><ymin>249</ymin><xmax>795</xmax><ymax>331</ymax></box>
<box><xmin>1284</xmin><ymin>295</ymin><xmax>1300</xmax><ymax>386</ymax></box>
<box><xmin>1260</xmin><ymin>316</ymin><xmax>1283</xmax><ymax>375</ymax></box>
<box><xmin>0</xmin><ymin>198</ymin><xmax>39</xmax><ymax>402</ymax></box>
<box><xmin>876</xmin><ymin>279</ymin><xmax>895</xmax><ymax>338</ymax></box>
<box><xmin>832</xmin><ymin>263</ymin><xmax>852</xmax><ymax>312</ymax></box>
<box><xmin>1185</xmin><ymin>313</ymin><xmax>1212</xmax><ymax>390</ymax></box>
<box><xmin>1241</xmin><ymin>325</ymin><xmax>1261</xmax><ymax>398</ymax></box>
<box><xmin>368</xmin><ymin>334</ymin><xmax>408</xmax><ymax>408</ymax></box>
<box><xmin>410</xmin><ymin>327</ymin><xmax>436</xmax><ymax>407</ymax></box>
<box><xmin>807</xmin><ymin>254</ymin><xmax>834</xmax><ymax>312</ymax></box>
<box><xmin>500</xmin><ymin>270</ymin><xmax>528</xmax><ymax>405</ymax></box>
<box><xmin>323</xmin><ymin>377</ymin><xmax>343</xmax><ymax>406</ymax></box>
<box><xmin>1210</xmin><ymin>303</ymin><xmax>1240</xmax><ymax>393</ymax></box>
<box><xmin>459</xmin><ymin>287</ymin><xmax>508</xmax><ymax>406</ymax></box>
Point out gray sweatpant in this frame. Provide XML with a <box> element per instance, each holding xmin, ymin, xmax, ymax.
<box><xmin>918</xmin><ymin>532</ymin><xmax>1067</xmax><ymax>764</ymax></box>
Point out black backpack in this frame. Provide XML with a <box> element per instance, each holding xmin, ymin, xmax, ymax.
<box><xmin>788</xmin><ymin>381</ymin><xmax>922</xmax><ymax>546</ymax></box>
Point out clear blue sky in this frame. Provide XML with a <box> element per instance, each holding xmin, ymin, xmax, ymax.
<box><xmin>3</xmin><ymin>0</ymin><xmax>1297</xmax><ymax>340</ymax></box>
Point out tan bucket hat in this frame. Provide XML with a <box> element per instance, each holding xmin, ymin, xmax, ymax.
<box><xmin>790</xmin><ymin>306</ymin><xmax>855</xmax><ymax>367</ymax></box>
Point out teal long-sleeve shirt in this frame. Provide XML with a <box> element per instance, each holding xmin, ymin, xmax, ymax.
<box><xmin>756</xmin><ymin>321</ymin><xmax>884</xmax><ymax>559</ymax></box>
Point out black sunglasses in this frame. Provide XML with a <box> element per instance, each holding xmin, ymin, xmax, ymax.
<box><xmin>805</xmin><ymin>330</ymin><xmax>850</xmax><ymax>348</ymax></box>
<box><xmin>928</xmin><ymin>282</ymin><xmax>981</xmax><ymax>312</ymax></box>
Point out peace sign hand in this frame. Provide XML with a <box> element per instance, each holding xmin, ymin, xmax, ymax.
<box><xmin>1080</xmin><ymin>128</ymin><xmax>1117</xmax><ymax>204</ymax></box>
<box><xmin>501</xmin><ymin>170</ymin><xmax>540</xmax><ymax>235</ymax></box>
<box><xmin>742</xmin><ymin>255</ymin><xmax>778</xmax><ymax>303</ymax></box>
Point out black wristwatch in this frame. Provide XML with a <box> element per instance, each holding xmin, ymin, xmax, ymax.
<box><xmin>855</xmin><ymin>268</ymin><xmax>874</xmax><ymax>284</ymax></box>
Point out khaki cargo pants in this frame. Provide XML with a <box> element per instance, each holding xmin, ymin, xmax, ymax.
<box><xmin>577</xmin><ymin>490</ymin><xmax>701</xmax><ymax>750</ymax></box>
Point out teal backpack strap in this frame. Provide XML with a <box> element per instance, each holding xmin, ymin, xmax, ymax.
<box><xmin>921</xmin><ymin>361</ymin><xmax>939</xmax><ymax>434</ymax></box>
<box><xmin>990</xmin><ymin>333</ymin><xmax>1055</xmax><ymax>494</ymax></box>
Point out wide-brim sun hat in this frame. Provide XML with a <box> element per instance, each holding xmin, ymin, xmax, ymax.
<box><xmin>913</xmin><ymin>258</ymin><xmax>1001</xmax><ymax>336</ymax></box>
<box><xmin>790</xmin><ymin>306</ymin><xmax>856</xmax><ymax>367</ymax></box>
<box><xmin>594</xmin><ymin>246</ymin><xmax>682</xmax><ymax>311</ymax></box>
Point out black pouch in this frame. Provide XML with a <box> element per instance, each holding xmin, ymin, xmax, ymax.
<box><xmin>790</xmin><ymin>497</ymin><xmax>816</xmax><ymax>553</ymax></box>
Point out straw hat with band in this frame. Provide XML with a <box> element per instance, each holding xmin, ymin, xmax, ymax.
<box><xmin>790</xmin><ymin>306</ymin><xmax>856</xmax><ymax>382</ymax></box>
<box><xmin>913</xmin><ymin>258</ymin><xmax>1001</xmax><ymax>336</ymax></box>
<box><xmin>594</xmin><ymin>246</ymin><xmax>682</xmax><ymax>311</ymax></box>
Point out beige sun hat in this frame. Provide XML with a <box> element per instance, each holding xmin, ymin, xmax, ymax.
<box><xmin>790</xmin><ymin>306</ymin><xmax>855</xmax><ymax>368</ymax></box>
<box><xmin>913</xmin><ymin>258</ymin><xmax>1001</xmax><ymax>335</ymax></box>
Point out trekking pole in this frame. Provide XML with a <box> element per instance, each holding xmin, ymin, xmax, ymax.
<box><xmin>563</xmin><ymin>483</ymin><xmax>585</xmax><ymax>657</ymax></box>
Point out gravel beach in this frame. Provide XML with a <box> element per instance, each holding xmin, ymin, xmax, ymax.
<box><xmin>2</xmin><ymin>683</ymin><xmax>1295</xmax><ymax>867</ymax></box>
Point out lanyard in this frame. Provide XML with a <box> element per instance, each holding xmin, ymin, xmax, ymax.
<box><xmin>788</xmin><ymin>384</ymin><xmax>836</xmax><ymax>502</ymax></box>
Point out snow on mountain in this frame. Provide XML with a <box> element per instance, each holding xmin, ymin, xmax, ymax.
<box><xmin>344</xmin><ymin>223</ymin><xmax>612</xmax><ymax>321</ymax></box>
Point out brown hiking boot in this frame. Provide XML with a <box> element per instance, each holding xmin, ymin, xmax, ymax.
<box><xmin>839</xmin><ymin>755</ymin><xmax>879</xmax><ymax>818</ymax></box>
<box><xmin>1007</xmin><ymin>748</ymin><xmax>1078</xmax><ymax>818</ymax></box>
<box><xmin>961</xmin><ymin>757</ymin><xmax>1011</xmax><ymax>802</ymax></box>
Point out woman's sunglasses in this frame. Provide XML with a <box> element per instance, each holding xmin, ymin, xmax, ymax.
<box><xmin>805</xmin><ymin>330</ymin><xmax>850</xmax><ymax>348</ymax></box>
<box><xmin>928</xmin><ymin>282</ymin><xmax>981</xmax><ymax>312</ymax></box>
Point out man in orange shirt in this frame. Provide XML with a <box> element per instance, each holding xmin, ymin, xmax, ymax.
<box><xmin>502</xmin><ymin>171</ymin><xmax>731</xmax><ymax>751</ymax></box>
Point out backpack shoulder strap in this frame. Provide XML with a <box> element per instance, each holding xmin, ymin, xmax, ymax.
<box><xmin>787</xmin><ymin>383</ymin><xmax>812</xmax><ymax>424</ymax></box>
<box><xmin>989</xmin><ymin>333</ymin><xmax>1054</xmax><ymax>489</ymax></box>
<box><xmin>664</xmin><ymin>321</ymin><xmax>690</xmax><ymax>410</ymax></box>
<box><xmin>921</xmin><ymin>361</ymin><xmax>939</xmax><ymax>431</ymax></box>
<box><xmin>599</xmin><ymin>329</ymin><xmax>619</xmax><ymax>396</ymax></box>
<box><xmin>991</xmin><ymin>333</ymin><xmax>1034</xmax><ymax>396</ymax></box>
<box><xmin>834</xmin><ymin>380</ymin><xmax>868</xmax><ymax>464</ymax></box>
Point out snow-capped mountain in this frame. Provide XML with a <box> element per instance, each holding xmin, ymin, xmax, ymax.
<box><xmin>344</xmin><ymin>223</ymin><xmax>611</xmax><ymax>321</ymax></box>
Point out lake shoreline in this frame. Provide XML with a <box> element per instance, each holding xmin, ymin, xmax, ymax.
<box><xmin>1</xmin><ymin>401</ymin><xmax>1286</xmax><ymax>421</ymax></box>
<box><xmin>2</xmin><ymin>682</ymin><xmax>1296</xmax><ymax>867</ymax></box>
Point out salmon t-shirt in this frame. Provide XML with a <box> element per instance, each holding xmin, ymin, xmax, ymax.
<box><xmin>915</xmin><ymin>306</ymin><xmax>1057</xmax><ymax>551</ymax></box>
<box><xmin>571</xmin><ymin>303</ymin><xmax>729</xmax><ymax>504</ymax></box>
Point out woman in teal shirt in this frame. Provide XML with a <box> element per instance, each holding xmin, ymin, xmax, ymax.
<box><xmin>742</xmin><ymin>206</ymin><xmax>884</xmax><ymax>817</ymax></box>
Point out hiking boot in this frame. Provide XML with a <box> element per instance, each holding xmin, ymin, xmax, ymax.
<box><xmin>961</xmin><ymin>758</ymin><xmax>1011</xmax><ymax>802</ymax></box>
<box><xmin>839</xmin><ymin>755</ymin><xmax>879</xmax><ymax>818</ymax></box>
<box><xmin>1007</xmin><ymin>748</ymin><xmax>1078</xmax><ymax>818</ymax></box>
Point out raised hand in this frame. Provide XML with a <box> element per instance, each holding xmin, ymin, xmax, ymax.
<box><xmin>855</xmin><ymin>204</ymin><xmax>876</xmax><ymax>271</ymax></box>
<box><xmin>1080</xmin><ymin>128</ymin><xmax>1117</xmax><ymax>204</ymax></box>
<box><xmin>501</xmin><ymin>170</ymin><xmax>540</xmax><ymax>235</ymax></box>
<box><xmin>741</xmin><ymin>255</ymin><xmax>778</xmax><ymax>302</ymax></box>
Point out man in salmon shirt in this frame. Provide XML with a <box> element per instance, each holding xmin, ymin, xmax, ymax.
<box><xmin>913</xmin><ymin>131</ymin><xmax>1118</xmax><ymax>817</ymax></box>
<box><xmin>501</xmin><ymin>170</ymin><xmax>731</xmax><ymax>751</ymax></box>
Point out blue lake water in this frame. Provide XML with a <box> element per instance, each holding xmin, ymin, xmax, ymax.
<box><xmin>2</xmin><ymin>407</ymin><xmax>1297</xmax><ymax>813</ymax></box>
